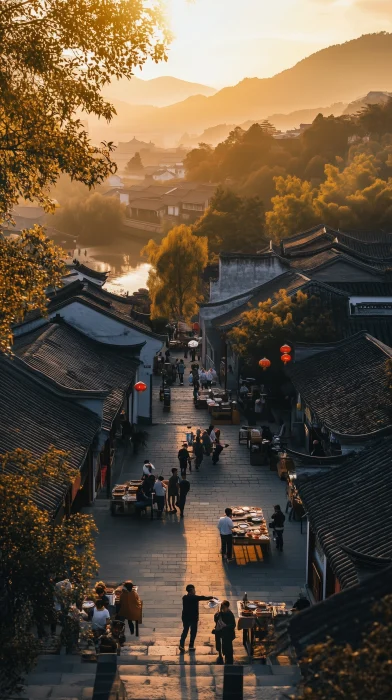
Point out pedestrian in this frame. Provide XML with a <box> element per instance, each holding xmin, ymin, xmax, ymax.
<box><xmin>153</xmin><ymin>476</ymin><xmax>166</xmax><ymax>518</ymax></box>
<box><xmin>135</xmin><ymin>484</ymin><xmax>151</xmax><ymax>515</ymax></box>
<box><xmin>210</xmin><ymin>367</ymin><xmax>218</xmax><ymax>384</ymax></box>
<box><xmin>185</xmin><ymin>426</ymin><xmax>195</xmax><ymax>446</ymax></box>
<box><xmin>191</xmin><ymin>348</ymin><xmax>196</xmax><ymax>362</ymax></box>
<box><xmin>193</xmin><ymin>385</ymin><xmax>199</xmax><ymax>404</ymax></box>
<box><xmin>165</xmin><ymin>348</ymin><xmax>171</xmax><ymax>361</ymax></box>
<box><xmin>178</xmin><ymin>443</ymin><xmax>190</xmax><ymax>476</ymax></box>
<box><xmin>168</xmin><ymin>467</ymin><xmax>180</xmax><ymax>512</ymax></box>
<box><xmin>179</xmin><ymin>584</ymin><xmax>214</xmax><ymax>652</ymax></box>
<box><xmin>91</xmin><ymin>600</ymin><xmax>110</xmax><ymax>633</ymax></box>
<box><xmin>142</xmin><ymin>460</ymin><xmax>155</xmax><ymax>478</ymax></box>
<box><xmin>206</xmin><ymin>368</ymin><xmax>213</xmax><ymax>389</ymax></box>
<box><xmin>202</xmin><ymin>429</ymin><xmax>212</xmax><ymax>456</ymax></box>
<box><xmin>208</xmin><ymin>424</ymin><xmax>216</xmax><ymax>443</ymax></box>
<box><xmin>271</xmin><ymin>504</ymin><xmax>285</xmax><ymax>552</ymax></box>
<box><xmin>212</xmin><ymin>442</ymin><xmax>224</xmax><ymax>465</ymax></box>
<box><xmin>193</xmin><ymin>436</ymin><xmax>204</xmax><ymax>471</ymax></box>
<box><xmin>178</xmin><ymin>473</ymin><xmax>190</xmax><ymax>518</ymax></box>
<box><xmin>117</xmin><ymin>581</ymin><xmax>142</xmax><ymax>637</ymax></box>
<box><xmin>197</xmin><ymin>349</ymin><xmax>201</xmax><ymax>362</ymax></box>
<box><xmin>218</xmin><ymin>508</ymin><xmax>234</xmax><ymax>560</ymax></box>
<box><xmin>188</xmin><ymin>371</ymin><xmax>193</xmax><ymax>386</ymax></box>
<box><xmin>214</xmin><ymin>600</ymin><xmax>236</xmax><ymax>665</ymax></box>
<box><xmin>292</xmin><ymin>593</ymin><xmax>311</xmax><ymax>612</ymax></box>
<box><xmin>199</xmin><ymin>368</ymin><xmax>207</xmax><ymax>389</ymax></box>
<box><xmin>178</xmin><ymin>359</ymin><xmax>185</xmax><ymax>385</ymax></box>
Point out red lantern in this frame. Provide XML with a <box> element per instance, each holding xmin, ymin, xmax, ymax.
<box><xmin>280</xmin><ymin>344</ymin><xmax>292</xmax><ymax>354</ymax></box>
<box><xmin>134</xmin><ymin>381</ymin><xmax>147</xmax><ymax>392</ymax></box>
<box><xmin>259</xmin><ymin>357</ymin><xmax>271</xmax><ymax>371</ymax></box>
<box><xmin>281</xmin><ymin>353</ymin><xmax>292</xmax><ymax>364</ymax></box>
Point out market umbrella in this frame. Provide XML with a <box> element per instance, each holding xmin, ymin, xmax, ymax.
<box><xmin>188</xmin><ymin>340</ymin><xmax>199</xmax><ymax>348</ymax></box>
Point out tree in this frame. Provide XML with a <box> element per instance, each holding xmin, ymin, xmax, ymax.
<box><xmin>0</xmin><ymin>0</ymin><xmax>168</xmax><ymax>216</ymax></box>
<box><xmin>0</xmin><ymin>447</ymin><xmax>98</xmax><ymax>695</ymax></box>
<box><xmin>142</xmin><ymin>225</ymin><xmax>208</xmax><ymax>320</ymax></box>
<box><xmin>125</xmin><ymin>152</ymin><xmax>144</xmax><ymax>174</ymax></box>
<box><xmin>192</xmin><ymin>186</ymin><xmax>266</xmax><ymax>256</ymax></box>
<box><xmin>266</xmin><ymin>175</ymin><xmax>318</xmax><ymax>240</ymax></box>
<box><xmin>54</xmin><ymin>192</ymin><xmax>126</xmax><ymax>245</ymax></box>
<box><xmin>184</xmin><ymin>143</ymin><xmax>214</xmax><ymax>181</ymax></box>
<box><xmin>295</xmin><ymin>595</ymin><xmax>392</xmax><ymax>700</ymax></box>
<box><xmin>228</xmin><ymin>290</ymin><xmax>338</xmax><ymax>365</ymax></box>
<box><xmin>0</xmin><ymin>227</ymin><xmax>64</xmax><ymax>352</ymax></box>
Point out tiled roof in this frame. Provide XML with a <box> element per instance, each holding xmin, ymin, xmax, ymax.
<box><xmin>213</xmin><ymin>271</ymin><xmax>309</xmax><ymax>331</ymax></box>
<box><xmin>47</xmin><ymin>284</ymin><xmax>165</xmax><ymax>341</ymax></box>
<box><xmin>281</xmin><ymin>225</ymin><xmax>392</xmax><ymax>261</ymax></box>
<box><xmin>348</xmin><ymin>316</ymin><xmax>392</xmax><ymax>348</ymax></box>
<box><xmin>72</xmin><ymin>263</ymin><xmax>109</xmax><ymax>281</ymax></box>
<box><xmin>288</xmin><ymin>249</ymin><xmax>340</xmax><ymax>270</ymax></box>
<box><xmin>129</xmin><ymin>198</ymin><xmax>166</xmax><ymax>211</ymax></box>
<box><xmin>289</xmin><ymin>333</ymin><xmax>392</xmax><ymax>438</ymax></box>
<box><xmin>0</xmin><ymin>357</ymin><xmax>101</xmax><ymax>513</ymax></box>
<box><xmin>328</xmin><ymin>280</ymin><xmax>392</xmax><ymax>295</ymax></box>
<box><xmin>297</xmin><ymin>437</ymin><xmax>392</xmax><ymax>589</ymax></box>
<box><xmin>283</xmin><ymin>566</ymin><xmax>392</xmax><ymax>655</ymax></box>
<box><xmin>14</xmin><ymin>322</ymin><xmax>139</xmax><ymax>429</ymax></box>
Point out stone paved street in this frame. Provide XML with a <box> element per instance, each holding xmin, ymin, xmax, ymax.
<box><xmin>88</xmin><ymin>356</ymin><xmax>307</xmax><ymax>635</ymax></box>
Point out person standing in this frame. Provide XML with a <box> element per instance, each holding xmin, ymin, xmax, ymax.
<box><xmin>178</xmin><ymin>443</ymin><xmax>190</xmax><ymax>476</ymax></box>
<box><xmin>178</xmin><ymin>359</ymin><xmax>185</xmax><ymax>385</ymax></box>
<box><xmin>193</xmin><ymin>436</ymin><xmax>204</xmax><ymax>471</ymax></box>
<box><xmin>142</xmin><ymin>460</ymin><xmax>155</xmax><ymax>478</ymax></box>
<box><xmin>178</xmin><ymin>473</ymin><xmax>190</xmax><ymax>518</ymax></box>
<box><xmin>214</xmin><ymin>600</ymin><xmax>236</xmax><ymax>665</ymax></box>
<box><xmin>117</xmin><ymin>581</ymin><xmax>142</xmax><ymax>637</ymax></box>
<box><xmin>168</xmin><ymin>467</ymin><xmax>180</xmax><ymax>512</ymax></box>
<box><xmin>206</xmin><ymin>368</ymin><xmax>213</xmax><ymax>389</ymax></box>
<box><xmin>202</xmin><ymin>429</ymin><xmax>212</xmax><ymax>456</ymax></box>
<box><xmin>153</xmin><ymin>476</ymin><xmax>166</xmax><ymax>518</ymax></box>
<box><xmin>179</xmin><ymin>584</ymin><xmax>214</xmax><ymax>652</ymax></box>
<box><xmin>271</xmin><ymin>504</ymin><xmax>285</xmax><ymax>552</ymax></box>
<box><xmin>218</xmin><ymin>508</ymin><xmax>234</xmax><ymax>560</ymax></box>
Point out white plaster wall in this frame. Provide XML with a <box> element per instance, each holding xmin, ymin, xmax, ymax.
<box><xmin>210</xmin><ymin>256</ymin><xmax>286</xmax><ymax>302</ymax></box>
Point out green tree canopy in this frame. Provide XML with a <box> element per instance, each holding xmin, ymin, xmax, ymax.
<box><xmin>0</xmin><ymin>447</ymin><xmax>98</xmax><ymax>695</ymax></box>
<box><xmin>54</xmin><ymin>192</ymin><xmax>126</xmax><ymax>245</ymax></box>
<box><xmin>228</xmin><ymin>289</ymin><xmax>338</xmax><ymax>365</ymax></box>
<box><xmin>142</xmin><ymin>224</ymin><xmax>208</xmax><ymax>320</ymax></box>
<box><xmin>266</xmin><ymin>176</ymin><xmax>318</xmax><ymax>240</ymax></box>
<box><xmin>192</xmin><ymin>186</ymin><xmax>266</xmax><ymax>256</ymax></box>
<box><xmin>0</xmin><ymin>0</ymin><xmax>168</xmax><ymax>216</ymax></box>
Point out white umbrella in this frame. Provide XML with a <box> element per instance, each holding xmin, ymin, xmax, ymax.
<box><xmin>188</xmin><ymin>340</ymin><xmax>199</xmax><ymax>348</ymax></box>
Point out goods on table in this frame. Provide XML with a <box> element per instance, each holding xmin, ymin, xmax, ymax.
<box><xmin>231</xmin><ymin>505</ymin><xmax>270</xmax><ymax>545</ymax></box>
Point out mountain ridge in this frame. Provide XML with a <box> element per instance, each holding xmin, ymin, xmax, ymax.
<box><xmin>102</xmin><ymin>75</ymin><xmax>216</xmax><ymax>107</ymax></box>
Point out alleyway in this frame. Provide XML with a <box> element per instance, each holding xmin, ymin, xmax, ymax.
<box><xmin>90</xmin><ymin>356</ymin><xmax>307</xmax><ymax>630</ymax></box>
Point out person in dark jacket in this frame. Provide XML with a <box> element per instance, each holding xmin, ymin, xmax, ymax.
<box><xmin>178</xmin><ymin>474</ymin><xmax>190</xmax><ymax>518</ymax></box>
<box><xmin>179</xmin><ymin>584</ymin><xmax>214</xmax><ymax>652</ymax></box>
<box><xmin>193</xmin><ymin>436</ymin><xmax>204</xmax><ymax>470</ymax></box>
<box><xmin>271</xmin><ymin>504</ymin><xmax>285</xmax><ymax>552</ymax></box>
<box><xmin>214</xmin><ymin>600</ymin><xmax>236</xmax><ymax>664</ymax></box>
<box><xmin>178</xmin><ymin>443</ymin><xmax>190</xmax><ymax>476</ymax></box>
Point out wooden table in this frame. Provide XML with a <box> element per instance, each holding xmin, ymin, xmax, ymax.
<box><xmin>236</xmin><ymin>600</ymin><xmax>291</xmax><ymax>657</ymax></box>
<box><xmin>231</xmin><ymin>506</ymin><xmax>271</xmax><ymax>555</ymax></box>
<box><xmin>111</xmin><ymin>481</ymin><xmax>154</xmax><ymax>519</ymax></box>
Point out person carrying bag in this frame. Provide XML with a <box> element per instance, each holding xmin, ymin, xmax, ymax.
<box><xmin>213</xmin><ymin>600</ymin><xmax>236</xmax><ymax>665</ymax></box>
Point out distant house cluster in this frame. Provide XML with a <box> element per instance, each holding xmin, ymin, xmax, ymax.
<box><xmin>108</xmin><ymin>182</ymin><xmax>217</xmax><ymax>233</ymax></box>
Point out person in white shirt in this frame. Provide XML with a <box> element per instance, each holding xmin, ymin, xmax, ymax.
<box><xmin>210</xmin><ymin>368</ymin><xmax>218</xmax><ymax>383</ymax></box>
<box><xmin>208</xmin><ymin>425</ymin><xmax>216</xmax><ymax>443</ymax></box>
<box><xmin>205</xmin><ymin>369</ymin><xmax>213</xmax><ymax>388</ymax></box>
<box><xmin>92</xmin><ymin>600</ymin><xmax>110</xmax><ymax>632</ymax></box>
<box><xmin>153</xmin><ymin>476</ymin><xmax>166</xmax><ymax>517</ymax></box>
<box><xmin>142</xmin><ymin>460</ymin><xmax>155</xmax><ymax>477</ymax></box>
<box><xmin>218</xmin><ymin>508</ymin><xmax>234</xmax><ymax>560</ymax></box>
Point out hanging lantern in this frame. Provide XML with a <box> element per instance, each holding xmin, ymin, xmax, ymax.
<box><xmin>134</xmin><ymin>381</ymin><xmax>148</xmax><ymax>392</ymax></box>
<box><xmin>280</xmin><ymin>344</ymin><xmax>292</xmax><ymax>354</ymax></box>
<box><xmin>259</xmin><ymin>357</ymin><xmax>271</xmax><ymax>371</ymax></box>
<box><xmin>281</xmin><ymin>353</ymin><xmax>292</xmax><ymax>365</ymax></box>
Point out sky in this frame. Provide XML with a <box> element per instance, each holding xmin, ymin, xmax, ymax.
<box><xmin>137</xmin><ymin>0</ymin><xmax>392</xmax><ymax>87</ymax></box>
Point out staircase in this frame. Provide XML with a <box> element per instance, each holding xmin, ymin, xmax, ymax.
<box><xmin>17</xmin><ymin>653</ymin><xmax>97</xmax><ymax>699</ymax></box>
<box><xmin>118</xmin><ymin>612</ymin><xmax>300</xmax><ymax>700</ymax></box>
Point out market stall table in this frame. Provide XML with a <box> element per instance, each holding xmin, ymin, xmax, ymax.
<box><xmin>237</xmin><ymin>600</ymin><xmax>292</xmax><ymax>658</ymax></box>
<box><xmin>230</xmin><ymin>506</ymin><xmax>271</xmax><ymax>559</ymax></box>
<box><xmin>110</xmin><ymin>481</ymin><xmax>154</xmax><ymax>519</ymax></box>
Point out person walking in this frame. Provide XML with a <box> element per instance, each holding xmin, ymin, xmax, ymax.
<box><xmin>179</xmin><ymin>584</ymin><xmax>214</xmax><ymax>652</ymax></box>
<box><xmin>178</xmin><ymin>443</ymin><xmax>190</xmax><ymax>476</ymax></box>
<box><xmin>153</xmin><ymin>476</ymin><xmax>166</xmax><ymax>518</ymax></box>
<box><xmin>178</xmin><ymin>473</ymin><xmax>190</xmax><ymax>518</ymax></box>
<box><xmin>178</xmin><ymin>359</ymin><xmax>185</xmax><ymax>385</ymax></box>
<box><xmin>214</xmin><ymin>600</ymin><xmax>236</xmax><ymax>665</ymax></box>
<box><xmin>206</xmin><ymin>368</ymin><xmax>213</xmax><ymax>389</ymax></box>
<box><xmin>271</xmin><ymin>504</ymin><xmax>285</xmax><ymax>552</ymax></box>
<box><xmin>218</xmin><ymin>508</ymin><xmax>234</xmax><ymax>560</ymax></box>
<box><xmin>117</xmin><ymin>581</ymin><xmax>142</xmax><ymax>637</ymax></box>
<box><xmin>202</xmin><ymin>429</ymin><xmax>213</xmax><ymax>456</ymax></box>
<box><xmin>193</xmin><ymin>436</ymin><xmax>204</xmax><ymax>470</ymax></box>
<box><xmin>168</xmin><ymin>467</ymin><xmax>180</xmax><ymax>512</ymax></box>
<box><xmin>199</xmin><ymin>368</ymin><xmax>207</xmax><ymax>389</ymax></box>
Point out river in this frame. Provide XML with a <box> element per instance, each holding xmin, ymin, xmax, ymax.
<box><xmin>70</xmin><ymin>236</ymin><xmax>151</xmax><ymax>295</ymax></box>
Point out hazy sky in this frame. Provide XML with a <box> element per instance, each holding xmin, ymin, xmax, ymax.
<box><xmin>137</xmin><ymin>0</ymin><xmax>392</xmax><ymax>87</ymax></box>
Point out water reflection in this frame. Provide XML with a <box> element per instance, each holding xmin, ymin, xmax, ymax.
<box><xmin>70</xmin><ymin>238</ymin><xmax>151</xmax><ymax>295</ymax></box>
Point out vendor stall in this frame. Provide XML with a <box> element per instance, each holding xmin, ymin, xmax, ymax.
<box><xmin>110</xmin><ymin>480</ymin><xmax>154</xmax><ymax>519</ymax></box>
<box><xmin>231</xmin><ymin>506</ymin><xmax>271</xmax><ymax>555</ymax></box>
<box><xmin>237</xmin><ymin>599</ymin><xmax>292</xmax><ymax>659</ymax></box>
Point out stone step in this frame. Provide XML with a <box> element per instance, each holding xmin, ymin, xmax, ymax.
<box><xmin>16</xmin><ymin>684</ymin><xmax>94</xmax><ymax>699</ymax></box>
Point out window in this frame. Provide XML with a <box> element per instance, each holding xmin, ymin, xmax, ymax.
<box><xmin>168</xmin><ymin>206</ymin><xmax>179</xmax><ymax>216</ymax></box>
<box><xmin>182</xmin><ymin>202</ymin><xmax>204</xmax><ymax>211</ymax></box>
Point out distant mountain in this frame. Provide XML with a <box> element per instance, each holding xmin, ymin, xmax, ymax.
<box><xmin>343</xmin><ymin>91</ymin><xmax>392</xmax><ymax>115</ymax></box>
<box><xmin>96</xmin><ymin>33</ymin><xmax>392</xmax><ymax>143</ymax></box>
<box><xmin>102</xmin><ymin>76</ymin><xmax>216</xmax><ymax>107</ymax></box>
